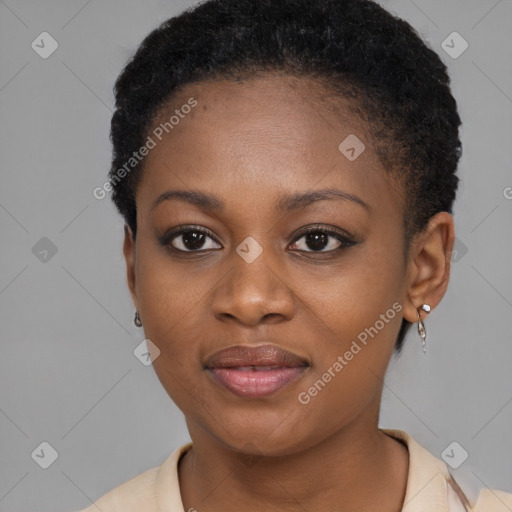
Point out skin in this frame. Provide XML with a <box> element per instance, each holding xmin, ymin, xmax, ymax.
<box><xmin>123</xmin><ymin>73</ymin><xmax>455</xmax><ymax>512</ymax></box>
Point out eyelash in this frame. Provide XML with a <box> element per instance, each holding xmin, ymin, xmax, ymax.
<box><xmin>161</xmin><ymin>224</ymin><xmax>358</xmax><ymax>256</ymax></box>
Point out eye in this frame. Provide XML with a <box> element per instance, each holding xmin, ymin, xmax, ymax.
<box><xmin>163</xmin><ymin>225</ymin><xmax>222</xmax><ymax>252</ymax></box>
<box><xmin>161</xmin><ymin>224</ymin><xmax>357</xmax><ymax>254</ymax></box>
<box><xmin>289</xmin><ymin>225</ymin><xmax>356</xmax><ymax>253</ymax></box>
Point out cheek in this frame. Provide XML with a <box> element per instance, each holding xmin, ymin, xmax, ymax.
<box><xmin>133</xmin><ymin>243</ymin><xmax>208</xmax><ymax>370</ymax></box>
<box><xmin>292</xmin><ymin>242</ymin><xmax>405</xmax><ymax>342</ymax></box>
<box><xmin>136</xmin><ymin>236</ymin><xmax>207</xmax><ymax>319</ymax></box>
<box><xmin>135</xmin><ymin>256</ymin><xmax>208</xmax><ymax>412</ymax></box>
<box><xmin>289</xmin><ymin>245</ymin><xmax>404</xmax><ymax>416</ymax></box>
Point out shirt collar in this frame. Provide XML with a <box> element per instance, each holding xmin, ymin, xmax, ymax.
<box><xmin>381</xmin><ymin>428</ymin><xmax>460</xmax><ymax>511</ymax></box>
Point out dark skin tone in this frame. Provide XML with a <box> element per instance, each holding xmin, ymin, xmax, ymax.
<box><xmin>123</xmin><ymin>74</ymin><xmax>455</xmax><ymax>511</ymax></box>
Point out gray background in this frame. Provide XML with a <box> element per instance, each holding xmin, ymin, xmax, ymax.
<box><xmin>0</xmin><ymin>0</ymin><xmax>511</xmax><ymax>511</ymax></box>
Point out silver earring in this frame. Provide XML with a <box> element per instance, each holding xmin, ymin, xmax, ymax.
<box><xmin>134</xmin><ymin>311</ymin><xmax>142</xmax><ymax>327</ymax></box>
<box><xmin>417</xmin><ymin>304</ymin><xmax>430</xmax><ymax>354</ymax></box>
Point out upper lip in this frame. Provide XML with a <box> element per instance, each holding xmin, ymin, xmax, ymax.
<box><xmin>205</xmin><ymin>344</ymin><xmax>309</xmax><ymax>369</ymax></box>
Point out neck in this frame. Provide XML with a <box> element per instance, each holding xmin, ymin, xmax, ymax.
<box><xmin>178</xmin><ymin>411</ymin><xmax>409</xmax><ymax>512</ymax></box>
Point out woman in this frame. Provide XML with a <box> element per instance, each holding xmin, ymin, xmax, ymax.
<box><xmin>77</xmin><ymin>0</ymin><xmax>512</xmax><ymax>510</ymax></box>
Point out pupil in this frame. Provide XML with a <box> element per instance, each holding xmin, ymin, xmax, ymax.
<box><xmin>306</xmin><ymin>232</ymin><xmax>328</xmax><ymax>251</ymax></box>
<box><xmin>183</xmin><ymin>231</ymin><xmax>205</xmax><ymax>250</ymax></box>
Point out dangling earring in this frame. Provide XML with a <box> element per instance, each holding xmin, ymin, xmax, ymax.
<box><xmin>134</xmin><ymin>311</ymin><xmax>142</xmax><ymax>327</ymax></box>
<box><xmin>417</xmin><ymin>304</ymin><xmax>430</xmax><ymax>354</ymax></box>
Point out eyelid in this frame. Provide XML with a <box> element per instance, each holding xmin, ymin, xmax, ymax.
<box><xmin>290</xmin><ymin>223</ymin><xmax>355</xmax><ymax>242</ymax></box>
<box><xmin>172</xmin><ymin>224</ymin><xmax>219</xmax><ymax>241</ymax></box>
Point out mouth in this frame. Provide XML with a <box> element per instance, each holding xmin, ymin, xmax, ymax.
<box><xmin>204</xmin><ymin>344</ymin><xmax>310</xmax><ymax>398</ymax></box>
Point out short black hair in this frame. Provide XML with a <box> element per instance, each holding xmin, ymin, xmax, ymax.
<box><xmin>109</xmin><ymin>0</ymin><xmax>462</xmax><ymax>353</ymax></box>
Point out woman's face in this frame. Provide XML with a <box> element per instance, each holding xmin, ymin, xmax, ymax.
<box><xmin>125</xmin><ymin>74</ymin><xmax>414</xmax><ymax>455</ymax></box>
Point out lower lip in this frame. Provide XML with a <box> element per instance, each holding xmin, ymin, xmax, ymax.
<box><xmin>207</xmin><ymin>366</ymin><xmax>308</xmax><ymax>398</ymax></box>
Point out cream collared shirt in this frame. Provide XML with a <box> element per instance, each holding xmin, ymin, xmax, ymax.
<box><xmin>76</xmin><ymin>429</ymin><xmax>512</xmax><ymax>511</ymax></box>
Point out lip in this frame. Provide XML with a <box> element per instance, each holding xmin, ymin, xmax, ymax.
<box><xmin>205</xmin><ymin>344</ymin><xmax>310</xmax><ymax>398</ymax></box>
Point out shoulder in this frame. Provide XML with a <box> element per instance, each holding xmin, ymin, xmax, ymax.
<box><xmin>73</xmin><ymin>443</ymin><xmax>192</xmax><ymax>512</ymax></box>
<box><xmin>472</xmin><ymin>488</ymin><xmax>512</xmax><ymax>512</ymax></box>
<box><xmin>75</xmin><ymin>466</ymin><xmax>160</xmax><ymax>512</ymax></box>
<box><xmin>381</xmin><ymin>428</ymin><xmax>512</xmax><ymax>512</ymax></box>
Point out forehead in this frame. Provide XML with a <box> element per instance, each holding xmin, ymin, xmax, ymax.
<box><xmin>136</xmin><ymin>74</ymin><xmax>400</xmax><ymax>218</ymax></box>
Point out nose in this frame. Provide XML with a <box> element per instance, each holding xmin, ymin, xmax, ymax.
<box><xmin>211</xmin><ymin>246</ymin><xmax>295</xmax><ymax>326</ymax></box>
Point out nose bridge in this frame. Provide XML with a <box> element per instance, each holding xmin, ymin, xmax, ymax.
<box><xmin>233</xmin><ymin>236</ymin><xmax>277</xmax><ymax>288</ymax></box>
<box><xmin>211</xmin><ymin>234</ymin><xmax>295</xmax><ymax>324</ymax></box>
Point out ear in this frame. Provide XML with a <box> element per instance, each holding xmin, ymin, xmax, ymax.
<box><xmin>123</xmin><ymin>224</ymin><xmax>138</xmax><ymax>309</ymax></box>
<box><xmin>403</xmin><ymin>212</ymin><xmax>455</xmax><ymax>323</ymax></box>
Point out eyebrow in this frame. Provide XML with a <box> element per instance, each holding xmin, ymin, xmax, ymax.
<box><xmin>150</xmin><ymin>187</ymin><xmax>370</xmax><ymax>213</ymax></box>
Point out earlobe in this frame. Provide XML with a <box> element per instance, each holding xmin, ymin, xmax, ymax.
<box><xmin>403</xmin><ymin>212</ymin><xmax>455</xmax><ymax>323</ymax></box>
<box><xmin>123</xmin><ymin>224</ymin><xmax>138</xmax><ymax>305</ymax></box>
